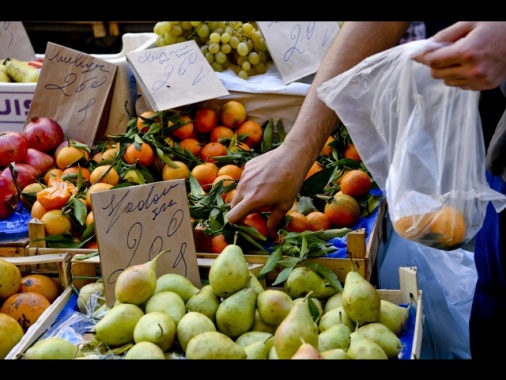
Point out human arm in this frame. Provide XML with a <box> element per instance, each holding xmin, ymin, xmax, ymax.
<box><xmin>227</xmin><ymin>21</ymin><xmax>410</xmax><ymax>236</ymax></box>
<box><xmin>415</xmin><ymin>22</ymin><xmax>506</xmax><ymax>90</ymax></box>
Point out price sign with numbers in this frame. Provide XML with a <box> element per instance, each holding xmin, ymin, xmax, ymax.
<box><xmin>91</xmin><ymin>179</ymin><xmax>201</xmax><ymax>307</ymax></box>
<box><xmin>0</xmin><ymin>21</ymin><xmax>35</xmax><ymax>61</ymax></box>
<box><xmin>256</xmin><ymin>21</ymin><xmax>340</xmax><ymax>84</ymax></box>
<box><xmin>126</xmin><ymin>40</ymin><xmax>229</xmax><ymax>111</ymax></box>
<box><xmin>26</xmin><ymin>42</ymin><xmax>117</xmax><ymax>146</ymax></box>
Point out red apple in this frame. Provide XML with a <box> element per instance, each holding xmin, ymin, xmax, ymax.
<box><xmin>25</xmin><ymin>148</ymin><xmax>56</xmax><ymax>177</ymax></box>
<box><xmin>0</xmin><ymin>162</ymin><xmax>39</xmax><ymax>191</ymax></box>
<box><xmin>194</xmin><ymin>108</ymin><xmax>218</xmax><ymax>134</ymax></box>
<box><xmin>23</xmin><ymin>116</ymin><xmax>65</xmax><ymax>153</ymax></box>
<box><xmin>0</xmin><ymin>175</ymin><xmax>18</xmax><ymax>220</ymax></box>
<box><xmin>0</xmin><ymin>131</ymin><xmax>28</xmax><ymax>169</ymax></box>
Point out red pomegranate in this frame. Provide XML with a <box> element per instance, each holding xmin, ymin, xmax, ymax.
<box><xmin>0</xmin><ymin>175</ymin><xmax>18</xmax><ymax>219</ymax></box>
<box><xmin>0</xmin><ymin>131</ymin><xmax>28</xmax><ymax>169</ymax></box>
<box><xmin>23</xmin><ymin>116</ymin><xmax>65</xmax><ymax>154</ymax></box>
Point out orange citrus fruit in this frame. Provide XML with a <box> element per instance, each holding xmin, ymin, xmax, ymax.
<box><xmin>0</xmin><ymin>292</ymin><xmax>51</xmax><ymax>332</ymax></box>
<box><xmin>211</xmin><ymin>234</ymin><xmax>228</xmax><ymax>254</ymax></box>
<box><xmin>56</xmin><ymin>146</ymin><xmax>90</xmax><ymax>170</ymax></box>
<box><xmin>217</xmin><ymin>164</ymin><xmax>243</xmax><ymax>181</ymax></box>
<box><xmin>0</xmin><ymin>313</ymin><xmax>24</xmax><ymax>359</ymax></box>
<box><xmin>30</xmin><ymin>200</ymin><xmax>48</xmax><ymax>220</ymax></box>
<box><xmin>171</xmin><ymin>114</ymin><xmax>194</xmax><ymax>141</ymax></box>
<box><xmin>19</xmin><ymin>274</ymin><xmax>61</xmax><ymax>303</ymax></box>
<box><xmin>242</xmin><ymin>212</ymin><xmax>268</xmax><ymax>239</ymax></box>
<box><xmin>224</xmin><ymin>189</ymin><xmax>237</xmax><ymax>204</ymax></box>
<box><xmin>324</xmin><ymin>193</ymin><xmax>360</xmax><ymax>228</ymax></box>
<box><xmin>220</xmin><ymin>100</ymin><xmax>247</xmax><ymax>129</ymax></box>
<box><xmin>61</xmin><ymin>166</ymin><xmax>91</xmax><ymax>184</ymax></box>
<box><xmin>320</xmin><ymin>136</ymin><xmax>335</xmax><ymax>157</ymax></box>
<box><xmin>43</xmin><ymin>168</ymin><xmax>63</xmax><ymax>185</ymax></box>
<box><xmin>339</xmin><ymin>169</ymin><xmax>371</xmax><ymax>198</ymax></box>
<box><xmin>191</xmin><ymin>162</ymin><xmax>219</xmax><ymax>191</ymax></box>
<box><xmin>210</xmin><ymin>126</ymin><xmax>234</xmax><ymax>143</ymax></box>
<box><xmin>123</xmin><ymin>142</ymin><xmax>155</xmax><ymax>167</ymax></box>
<box><xmin>194</xmin><ymin>107</ymin><xmax>218</xmax><ymax>134</ymax></box>
<box><xmin>200</xmin><ymin>142</ymin><xmax>227</xmax><ymax>164</ymax></box>
<box><xmin>36</xmin><ymin>177</ymin><xmax>77</xmax><ymax>211</ymax></box>
<box><xmin>161</xmin><ymin>160</ymin><xmax>189</xmax><ymax>181</ymax></box>
<box><xmin>427</xmin><ymin>206</ymin><xmax>467</xmax><ymax>249</ymax></box>
<box><xmin>305</xmin><ymin>161</ymin><xmax>323</xmax><ymax>181</ymax></box>
<box><xmin>179</xmin><ymin>138</ymin><xmax>202</xmax><ymax>157</ymax></box>
<box><xmin>85</xmin><ymin>210</ymin><xmax>94</xmax><ymax>227</ymax></box>
<box><xmin>40</xmin><ymin>209</ymin><xmax>73</xmax><ymax>236</ymax></box>
<box><xmin>306</xmin><ymin>211</ymin><xmax>331</xmax><ymax>231</ymax></box>
<box><xmin>392</xmin><ymin>213</ymin><xmax>432</xmax><ymax>241</ymax></box>
<box><xmin>89</xmin><ymin>164</ymin><xmax>120</xmax><ymax>186</ymax></box>
<box><xmin>236</xmin><ymin>120</ymin><xmax>263</xmax><ymax>147</ymax></box>
<box><xmin>285</xmin><ymin>210</ymin><xmax>311</xmax><ymax>233</ymax></box>
<box><xmin>137</xmin><ymin>110</ymin><xmax>160</xmax><ymax>133</ymax></box>
<box><xmin>85</xmin><ymin>182</ymin><xmax>113</xmax><ymax>209</ymax></box>
<box><xmin>343</xmin><ymin>143</ymin><xmax>361</xmax><ymax>162</ymax></box>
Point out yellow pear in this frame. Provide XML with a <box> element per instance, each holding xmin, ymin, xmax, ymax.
<box><xmin>133</xmin><ymin>311</ymin><xmax>176</xmax><ymax>352</ymax></box>
<box><xmin>124</xmin><ymin>341</ymin><xmax>166</xmax><ymax>359</ymax></box>
<box><xmin>155</xmin><ymin>273</ymin><xmax>199</xmax><ymax>303</ymax></box>
<box><xmin>94</xmin><ymin>303</ymin><xmax>144</xmax><ymax>346</ymax></box>
<box><xmin>185</xmin><ymin>284</ymin><xmax>221</xmax><ymax>323</ymax></box>
<box><xmin>341</xmin><ymin>267</ymin><xmax>380</xmax><ymax>326</ymax></box>
<box><xmin>176</xmin><ymin>311</ymin><xmax>216</xmax><ymax>353</ymax></box>
<box><xmin>185</xmin><ymin>331</ymin><xmax>247</xmax><ymax>359</ymax></box>
<box><xmin>145</xmin><ymin>290</ymin><xmax>186</xmax><ymax>325</ymax></box>
<box><xmin>257</xmin><ymin>289</ymin><xmax>293</xmax><ymax>326</ymax></box>
<box><xmin>23</xmin><ymin>337</ymin><xmax>84</xmax><ymax>359</ymax></box>
<box><xmin>291</xmin><ymin>341</ymin><xmax>322</xmax><ymax>359</ymax></box>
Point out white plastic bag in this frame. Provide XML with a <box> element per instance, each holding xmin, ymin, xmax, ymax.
<box><xmin>318</xmin><ymin>39</ymin><xmax>506</xmax><ymax>250</ymax></box>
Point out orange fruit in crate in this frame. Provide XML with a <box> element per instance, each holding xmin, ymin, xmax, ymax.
<box><xmin>40</xmin><ymin>209</ymin><xmax>73</xmax><ymax>236</ymax></box>
<box><xmin>200</xmin><ymin>142</ymin><xmax>227</xmax><ymax>164</ymax></box>
<box><xmin>242</xmin><ymin>212</ymin><xmax>268</xmax><ymax>240</ymax></box>
<box><xmin>220</xmin><ymin>100</ymin><xmax>247</xmax><ymax>129</ymax></box>
<box><xmin>86</xmin><ymin>182</ymin><xmax>113</xmax><ymax>209</ymax></box>
<box><xmin>137</xmin><ymin>110</ymin><xmax>160</xmax><ymax>133</ymax></box>
<box><xmin>194</xmin><ymin>107</ymin><xmax>218</xmax><ymax>134</ymax></box>
<box><xmin>210</xmin><ymin>125</ymin><xmax>234</xmax><ymax>143</ymax></box>
<box><xmin>61</xmin><ymin>165</ymin><xmax>91</xmax><ymax>185</ymax></box>
<box><xmin>0</xmin><ymin>258</ymin><xmax>21</xmax><ymax>300</ymax></box>
<box><xmin>0</xmin><ymin>313</ymin><xmax>24</xmax><ymax>359</ymax></box>
<box><xmin>31</xmin><ymin>200</ymin><xmax>48</xmax><ymax>220</ymax></box>
<box><xmin>306</xmin><ymin>211</ymin><xmax>331</xmax><ymax>231</ymax></box>
<box><xmin>217</xmin><ymin>164</ymin><xmax>243</xmax><ymax>181</ymax></box>
<box><xmin>56</xmin><ymin>146</ymin><xmax>90</xmax><ymax>170</ymax></box>
<box><xmin>211</xmin><ymin>234</ymin><xmax>228</xmax><ymax>253</ymax></box>
<box><xmin>191</xmin><ymin>162</ymin><xmax>219</xmax><ymax>192</ymax></box>
<box><xmin>285</xmin><ymin>211</ymin><xmax>311</xmax><ymax>233</ymax></box>
<box><xmin>320</xmin><ymin>136</ymin><xmax>336</xmax><ymax>157</ymax></box>
<box><xmin>343</xmin><ymin>143</ymin><xmax>361</xmax><ymax>162</ymax></box>
<box><xmin>171</xmin><ymin>114</ymin><xmax>194</xmax><ymax>141</ymax></box>
<box><xmin>89</xmin><ymin>164</ymin><xmax>120</xmax><ymax>186</ymax></box>
<box><xmin>123</xmin><ymin>142</ymin><xmax>155</xmax><ymax>167</ymax></box>
<box><xmin>179</xmin><ymin>138</ymin><xmax>202</xmax><ymax>157</ymax></box>
<box><xmin>36</xmin><ymin>177</ymin><xmax>77</xmax><ymax>211</ymax></box>
<box><xmin>43</xmin><ymin>168</ymin><xmax>63</xmax><ymax>185</ymax></box>
<box><xmin>162</xmin><ymin>160</ymin><xmax>189</xmax><ymax>181</ymax></box>
<box><xmin>19</xmin><ymin>274</ymin><xmax>61</xmax><ymax>303</ymax></box>
<box><xmin>0</xmin><ymin>292</ymin><xmax>51</xmax><ymax>332</ymax></box>
<box><xmin>236</xmin><ymin>120</ymin><xmax>263</xmax><ymax>147</ymax></box>
<box><xmin>324</xmin><ymin>193</ymin><xmax>360</xmax><ymax>228</ymax></box>
<box><xmin>339</xmin><ymin>169</ymin><xmax>371</xmax><ymax>198</ymax></box>
<box><xmin>305</xmin><ymin>161</ymin><xmax>323</xmax><ymax>181</ymax></box>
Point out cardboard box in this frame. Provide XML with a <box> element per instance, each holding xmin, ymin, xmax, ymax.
<box><xmin>0</xmin><ymin>33</ymin><xmax>156</xmax><ymax>137</ymax></box>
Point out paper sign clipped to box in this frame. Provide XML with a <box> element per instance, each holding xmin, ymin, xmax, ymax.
<box><xmin>90</xmin><ymin>179</ymin><xmax>201</xmax><ymax>307</ymax></box>
<box><xmin>26</xmin><ymin>42</ymin><xmax>118</xmax><ymax>146</ymax></box>
<box><xmin>126</xmin><ymin>40</ymin><xmax>229</xmax><ymax>112</ymax></box>
<box><xmin>256</xmin><ymin>21</ymin><xmax>340</xmax><ymax>84</ymax></box>
<box><xmin>0</xmin><ymin>21</ymin><xmax>35</xmax><ymax>61</ymax></box>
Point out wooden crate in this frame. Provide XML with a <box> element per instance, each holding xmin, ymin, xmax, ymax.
<box><xmin>197</xmin><ymin>200</ymin><xmax>388</xmax><ymax>285</ymax></box>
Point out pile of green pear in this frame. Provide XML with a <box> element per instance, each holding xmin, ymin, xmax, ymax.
<box><xmin>22</xmin><ymin>240</ymin><xmax>412</xmax><ymax>360</ymax></box>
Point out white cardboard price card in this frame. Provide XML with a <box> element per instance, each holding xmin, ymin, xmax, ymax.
<box><xmin>256</xmin><ymin>21</ymin><xmax>340</xmax><ymax>84</ymax></box>
<box><xmin>90</xmin><ymin>179</ymin><xmax>201</xmax><ymax>307</ymax></box>
<box><xmin>0</xmin><ymin>21</ymin><xmax>35</xmax><ymax>61</ymax></box>
<box><xmin>26</xmin><ymin>42</ymin><xmax>118</xmax><ymax>146</ymax></box>
<box><xmin>126</xmin><ymin>40</ymin><xmax>229</xmax><ymax>111</ymax></box>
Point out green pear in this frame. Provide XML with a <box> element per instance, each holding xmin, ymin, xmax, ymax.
<box><xmin>176</xmin><ymin>311</ymin><xmax>216</xmax><ymax>353</ymax></box>
<box><xmin>284</xmin><ymin>266</ymin><xmax>338</xmax><ymax>300</ymax></box>
<box><xmin>124</xmin><ymin>341</ymin><xmax>166</xmax><ymax>359</ymax></box>
<box><xmin>115</xmin><ymin>250</ymin><xmax>168</xmax><ymax>305</ymax></box>
<box><xmin>133</xmin><ymin>311</ymin><xmax>176</xmax><ymax>352</ymax></box>
<box><xmin>250</xmin><ymin>309</ymin><xmax>277</xmax><ymax>334</ymax></box>
<box><xmin>185</xmin><ymin>331</ymin><xmax>247</xmax><ymax>359</ymax></box>
<box><xmin>318</xmin><ymin>305</ymin><xmax>356</xmax><ymax>333</ymax></box>
<box><xmin>274</xmin><ymin>296</ymin><xmax>319</xmax><ymax>359</ymax></box>
<box><xmin>94</xmin><ymin>303</ymin><xmax>144</xmax><ymax>346</ymax></box>
<box><xmin>318</xmin><ymin>323</ymin><xmax>351</xmax><ymax>352</ymax></box>
<box><xmin>358</xmin><ymin>322</ymin><xmax>403</xmax><ymax>359</ymax></box>
<box><xmin>155</xmin><ymin>273</ymin><xmax>200</xmax><ymax>303</ymax></box>
<box><xmin>23</xmin><ymin>337</ymin><xmax>84</xmax><ymax>359</ymax></box>
<box><xmin>378</xmin><ymin>299</ymin><xmax>411</xmax><ymax>336</ymax></box>
<box><xmin>209</xmin><ymin>240</ymin><xmax>250</xmax><ymax>298</ymax></box>
<box><xmin>244</xmin><ymin>340</ymin><xmax>270</xmax><ymax>359</ymax></box>
<box><xmin>145</xmin><ymin>290</ymin><xmax>186</xmax><ymax>325</ymax></box>
<box><xmin>320</xmin><ymin>348</ymin><xmax>351</xmax><ymax>359</ymax></box>
<box><xmin>257</xmin><ymin>289</ymin><xmax>294</xmax><ymax>326</ymax></box>
<box><xmin>216</xmin><ymin>287</ymin><xmax>257</xmax><ymax>338</ymax></box>
<box><xmin>268</xmin><ymin>345</ymin><xmax>278</xmax><ymax>359</ymax></box>
<box><xmin>77</xmin><ymin>280</ymin><xmax>105</xmax><ymax>315</ymax></box>
<box><xmin>185</xmin><ymin>284</ymin><xmax>221</xmax><ymax>323</ymax></box>
<box><xmin>323</xmin><ymin>291</ymin><xmax>342</xmax><ymax>313</ymax></box>
<box><xmin>291</xmin><ymin>341</ymin><xmax>322</xmax><ymax>359</ymax></box>
<box><xmin>341</xmin><ymin>269</ymin><xmax>380</xmax><ymax>326</ymax></box>
<box><xmin>346</xmin><ymin>330</ymin><xmax>388</xmax><ymax>360</ymax></box>
<box><xmin>248</xmin><ymin>271</ymin><xmax>265</xmax><ymax>294</ymax></box>
<box><xmin>235</xmin><ymin>331</ymin><xmax>274</xmax><ymax>348</ymax></box>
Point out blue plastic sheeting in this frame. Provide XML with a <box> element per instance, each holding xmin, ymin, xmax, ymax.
<box><xmin>0</xmin><ymin>203</ymin><xmax>31</xmax><ymax>240</ymax></box>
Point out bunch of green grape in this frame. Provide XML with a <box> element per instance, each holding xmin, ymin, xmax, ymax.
<box><xmin>153</xmin><ymin>21</ymin><xmax>273</xmax><ymax>80</ymax></box>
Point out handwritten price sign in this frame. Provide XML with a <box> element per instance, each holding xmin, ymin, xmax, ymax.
<box><xmin>0</xmin><ymin>21</ymin><xmax>35</xmax><ymax>61</ymax></box>
<box><xmin>256</xmin><ymin>21</ymin><xmax>340</xmax><ymax>84</ymax></box>
<box><xmin>90</xmin><ymin>179</ymin><xmax>201</xmax><ymax>307</ymax></box>
<box><xmin>27</xmin><ymin>42</ymin><xmax>117</xmax><ymax>146</ymax></box>
<box><xmin>126</xmin><ymin>40</ymin><xmax>229</xmax><ymax>111</ymax></box>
